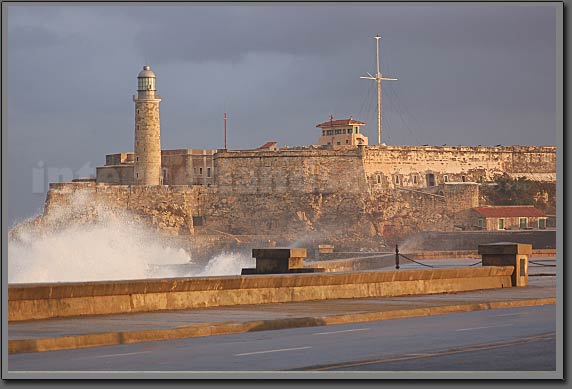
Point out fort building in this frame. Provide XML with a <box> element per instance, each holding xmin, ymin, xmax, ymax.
<box><xmin>316</xmin><ymin>118</ymin><xmax>368</xmax><ymax>146</ymax></box>
<box><xmin>97</xmin><ymin>149</ymin><xmax>216</xmax><ymax>186</ymax></box>
<box><xmin>469</xmin><ymin>206</ymin><xmax>548</xmax><ymax>231</ymax></box>
<box><xmin>64</xmin><ymin>65</ymin><xmax>556</xmax><ymax>248</ymax></box>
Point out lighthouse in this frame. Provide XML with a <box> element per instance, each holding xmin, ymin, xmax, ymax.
<box><xmin>133</xmin><ymin>65</ymin><xmax>162</xmax><ymax>185</ymax></box>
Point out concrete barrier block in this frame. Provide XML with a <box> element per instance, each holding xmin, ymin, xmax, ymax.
<box><xmin>479</xmin><ymin>242</ymin><xmax>530</xmax><ymax>287</ymax></box>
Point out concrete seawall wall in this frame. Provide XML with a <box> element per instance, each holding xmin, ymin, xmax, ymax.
<box><xmin>9</xmin><ymin>267</ymin><xmax>513</xmax><ymax>322</ymax></box>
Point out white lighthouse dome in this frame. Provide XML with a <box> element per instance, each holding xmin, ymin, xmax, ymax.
<box><xmin>138</xmin><ymin>65</ymin><xmax>156</xmax><ymax>78</ymax></box>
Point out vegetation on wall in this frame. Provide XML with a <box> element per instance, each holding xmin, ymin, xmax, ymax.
<box><xmin>480</xmin><ymin>174</ymin><xmax>556</xmax><ymax>214</ymax></box>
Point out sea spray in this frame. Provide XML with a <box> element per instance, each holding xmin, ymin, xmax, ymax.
<box><xmin>8</xmin><ymin>192</ymin><xmax>252</xmax><ymax>283</ymax></box>
<box><xmin>8</xmin><ymin>213</ymin><xmax>193</xmax><ymax>284</ymax></box>
<box><xmin>195</xmin><ymin>252</ymin><xmax>255</xmax><ymax>277</ymax></box>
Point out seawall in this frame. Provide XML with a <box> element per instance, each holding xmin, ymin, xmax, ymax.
<box><xmin>8</xmin><ymin>267</ymin><xmax>514</xmax><ymax>321</ymax></box>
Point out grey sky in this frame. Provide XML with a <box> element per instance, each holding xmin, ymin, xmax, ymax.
<box><xmin>7</xmin><ymin>4</ymin><xmax>558</xmax><ymax>225</ymax></box>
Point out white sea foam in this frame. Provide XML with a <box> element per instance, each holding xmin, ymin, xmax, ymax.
<box><xmin>8</xmin><ymin>193</ymin><xmax>252</xmax><ymax>284</ymax></box>
<box><xmin>195</xmin><ymin>252</ymin><xmax>254</xmax><ymax>277</ymax></box>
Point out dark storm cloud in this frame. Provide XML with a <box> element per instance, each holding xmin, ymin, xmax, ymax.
<box><xmin>7</xmin><ymin>4</ymin><xmax>559</xmax><ymax>225</ymax></box>
<box><xmin>120</xmin><ymin>5</ymin><xmax>555</xmax><ymax>63</ymax></box>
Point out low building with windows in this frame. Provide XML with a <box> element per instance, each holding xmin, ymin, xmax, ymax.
<box><xmin>316</xmin><ymin>118</ymin><xmax>368</xmax><ymax>146</ymax></box>
<box><xmin>469</xmin><ymin>206</ymin><xmax>547</xmax><ymax>231</ymax></box>
<box><xmin>96</xmin><ymin>149</ymin><xmax>216</xmax><ymax>186</ymax></box>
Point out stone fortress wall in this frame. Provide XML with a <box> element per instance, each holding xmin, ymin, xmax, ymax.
<box><xmin>40</xmin><ymin>143</ymin><xmax>555</xmax><ymax>253</ymax></box>
<box><xmin>363</xmin><ymin>145</ymin><xmax>556</xmax><ymax>189</ymax></box>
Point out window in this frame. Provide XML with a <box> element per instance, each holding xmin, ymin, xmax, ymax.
<box><xmin>444</xmin><ymin>175</ymin><xmax>449</xmax><ymax>183</ymax></box>
<box><xmin>345</xmin><ymin>139</ymin><xmax>349</xmax><ymax>144</ymax></box>
<box><xmin>207</xmin><ymin>167</ymin><xmax>211</xmax><ymax>178</ymax></box>
<box><xmin>426</xmin><ymin>173</ymin><xmax>435</xmax><ymax>187</ymax></box>
<box><xmin>462</xmin><ymin>175</ymin><xmax>466</xmax><ymax>182</ymax></box>
<box><xmin>199</xmin><ymin>167</ymin><xmax>203</xmax><ymax>175</ymax></box>
<box><xmin>354</xmin><ymin>127</ymin><xmax>359</xmax><ymax>133</ymax></box>
<box><xmin>342</xmin><ymin>129</ymin><xmax>346</xmax><ymax>134</ymax></box>
<box><xmin>376</xmin><ymin>175</ymin><xmax>381</xmax><ymax>184</ymax></box>
<box><xmin>192</xmin><ymin>216</ymin><xmax>205</xmax><ymax>226</ymax></box>
<box><xmin>539</xmin><ymin>218</ymin><xmax>546</xmax><ymax>229</ymax></box>
<box><xmin>413</xmin><ymin>175</ymin><xmax>418</xmax><ymax>184</ymax></box>
<box><xmin>336</xmin><ymin>141</ymin><xmax>341</xmax><ymax>145</ymax></box>
<box><xmin>479</xmin><ymin>176</ymin><xmax>484</xmax><ymax>183</ymax></box>
<box><xmin>136</xmin><ymin>156</ymin><xmax>139</xmax><ymax>162</ymax></box>
<box><xmin>322</xmin><ymin>131</ymin><xmax>326</xmax><ymax>136</ymax></box>
<box><xmin>394</xmin><ymin>175</ymin><xmax>400</xmax><ymax>184</ymax></box>
<box><xmin>498</xmin><ymin>218</ymin><xmax>505</xmax><ymax>230</ymax></box>
<box><xmin>519</xmin><ymin>217</ymin><xmax>528</xmax><ymax>229</ymax></box>
<box><xmin>478</xmin><ymin>218</ymin><xmax>484</xmax><ymax>229</ymax></box>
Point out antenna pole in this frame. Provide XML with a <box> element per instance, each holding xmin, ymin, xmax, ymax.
<box><xmin>360</xmin><ymin>35</ymin><xmax>397</xmax><ymax>146</ymax></box>
<box><xmin>224</xmin><ymin>112</ymin><xmax>227</xmax><ymax>150</ymax></box>
<box><xmin>375</xmin><ymin>35</ymin><xmax>382</xmax><ymax>146</ymax></box>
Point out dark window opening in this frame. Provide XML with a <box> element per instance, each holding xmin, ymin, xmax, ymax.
<box><xmin>192</xmin><ymin>216</ymin><xmax>205</xmax><ymax>226</ymax></box>
<box><xmin>426</xmin><ymin>173</ymin><xmax>435</xmax><ymax>187</ymax></box>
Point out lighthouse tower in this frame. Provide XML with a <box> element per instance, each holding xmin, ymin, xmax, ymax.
<box><xmin>133</xmin><ymin>65</ymin><xmax>162</xmax><ymax>185</ymax></box>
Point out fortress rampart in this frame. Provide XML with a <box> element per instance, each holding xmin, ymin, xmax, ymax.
<box><xmin>38</xmin><ymin>143</ymin><xmax>555</xmax><ymax>252</ymax></box>
<box><xmin>362</xmin><ymin>145</ymin><xmax>556</xmax><ymax>189</ymax></box>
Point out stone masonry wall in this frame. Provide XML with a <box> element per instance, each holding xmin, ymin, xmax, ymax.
<box><xmin>213</xmin><ymin>148</ymin><xmax>369</xmax><ymax>194</ymax></box>
<box><xmin>43</xmin><ymin>183</ymin><xmax>197</xmax><ymax>236</ymax></box>
<box><xmin>37</xmin><ymin>144</ymin><xmax>556</xmax><ymax>254</ymax></box>
<box><xmin>134</xmin><ymin>100</ymin><xmax>162</xmax><ymax>185</ymax></box>
<box><xmin>363</xmin><ymin>145</ymin><xmax>556</xmax><ymax>190</ymax></box>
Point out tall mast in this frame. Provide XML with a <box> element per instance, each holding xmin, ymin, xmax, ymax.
<box><xmin>360</xmin><ymin>35</ymin><xmax>398</xmax><ymax>145</ymax></box>
<box><xmin>224</xmin><ymin>112</ymin><xmax>227</xmax><ymax>150</ymax></box>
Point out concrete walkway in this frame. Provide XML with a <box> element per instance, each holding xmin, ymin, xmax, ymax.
<box><xmin>8</xmin><ymin>275</ymin><xmax>556</xmax><ymax>354</ymax></box>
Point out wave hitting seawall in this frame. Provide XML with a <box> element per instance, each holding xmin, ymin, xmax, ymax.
<box><xmin>8</xmin><ymin>193</ymin><xmax>254</xmax><ymax>284</ymax></box>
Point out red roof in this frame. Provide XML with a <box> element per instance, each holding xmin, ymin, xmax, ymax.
<box><xmin>258</xmin><ymin>141</ymin><xmax>278</xmax><ymax>149</ymax></box>
<box><xmin>316</xmin><ymin>119</ymin><xmax>366</xmax><ymax>128</ymax></box>
<box><xmin>472</xmin><ymin>206</ymin><xmax>545</xmax><ymax>218</ymax></box>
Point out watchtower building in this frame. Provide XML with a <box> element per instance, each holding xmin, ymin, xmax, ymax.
<box><xmin>316</xmin><ymin>117</ymin><xmax>369</xmax><ymax>146</ymax></box>
<box><xmin>133</xmin><ymin>65</ymin><xmax>162</xmax><ymax>185</ymax></box>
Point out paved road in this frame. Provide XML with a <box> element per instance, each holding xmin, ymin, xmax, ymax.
<box><xmin>9</xmin><ymin>305</ymin><xmax>556</xmax><ymax>372</ymax></box>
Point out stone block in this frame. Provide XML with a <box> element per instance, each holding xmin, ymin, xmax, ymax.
<box><xmin>252</xmin><ymin>248</ymin><xmax>307</xmax><ymax>260</ymax></box>
<box><xmin>478</xmin><ymin>242</ymin><xmax>533</xmax><ymax>256</ymax></box>
<box><xmin>479</xmin><ymin>242</ymin><xmax>530</xmax><ymax>287</ymax></box>
<box><xmin>242</xmin><ymin>247</ymin><xmax>322</xmax><ymax>275</ymax></box>
<box><xmin>318</xmin><ymin>244</ymin><xmax>334</xmax><ymax>254</ymax></box>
